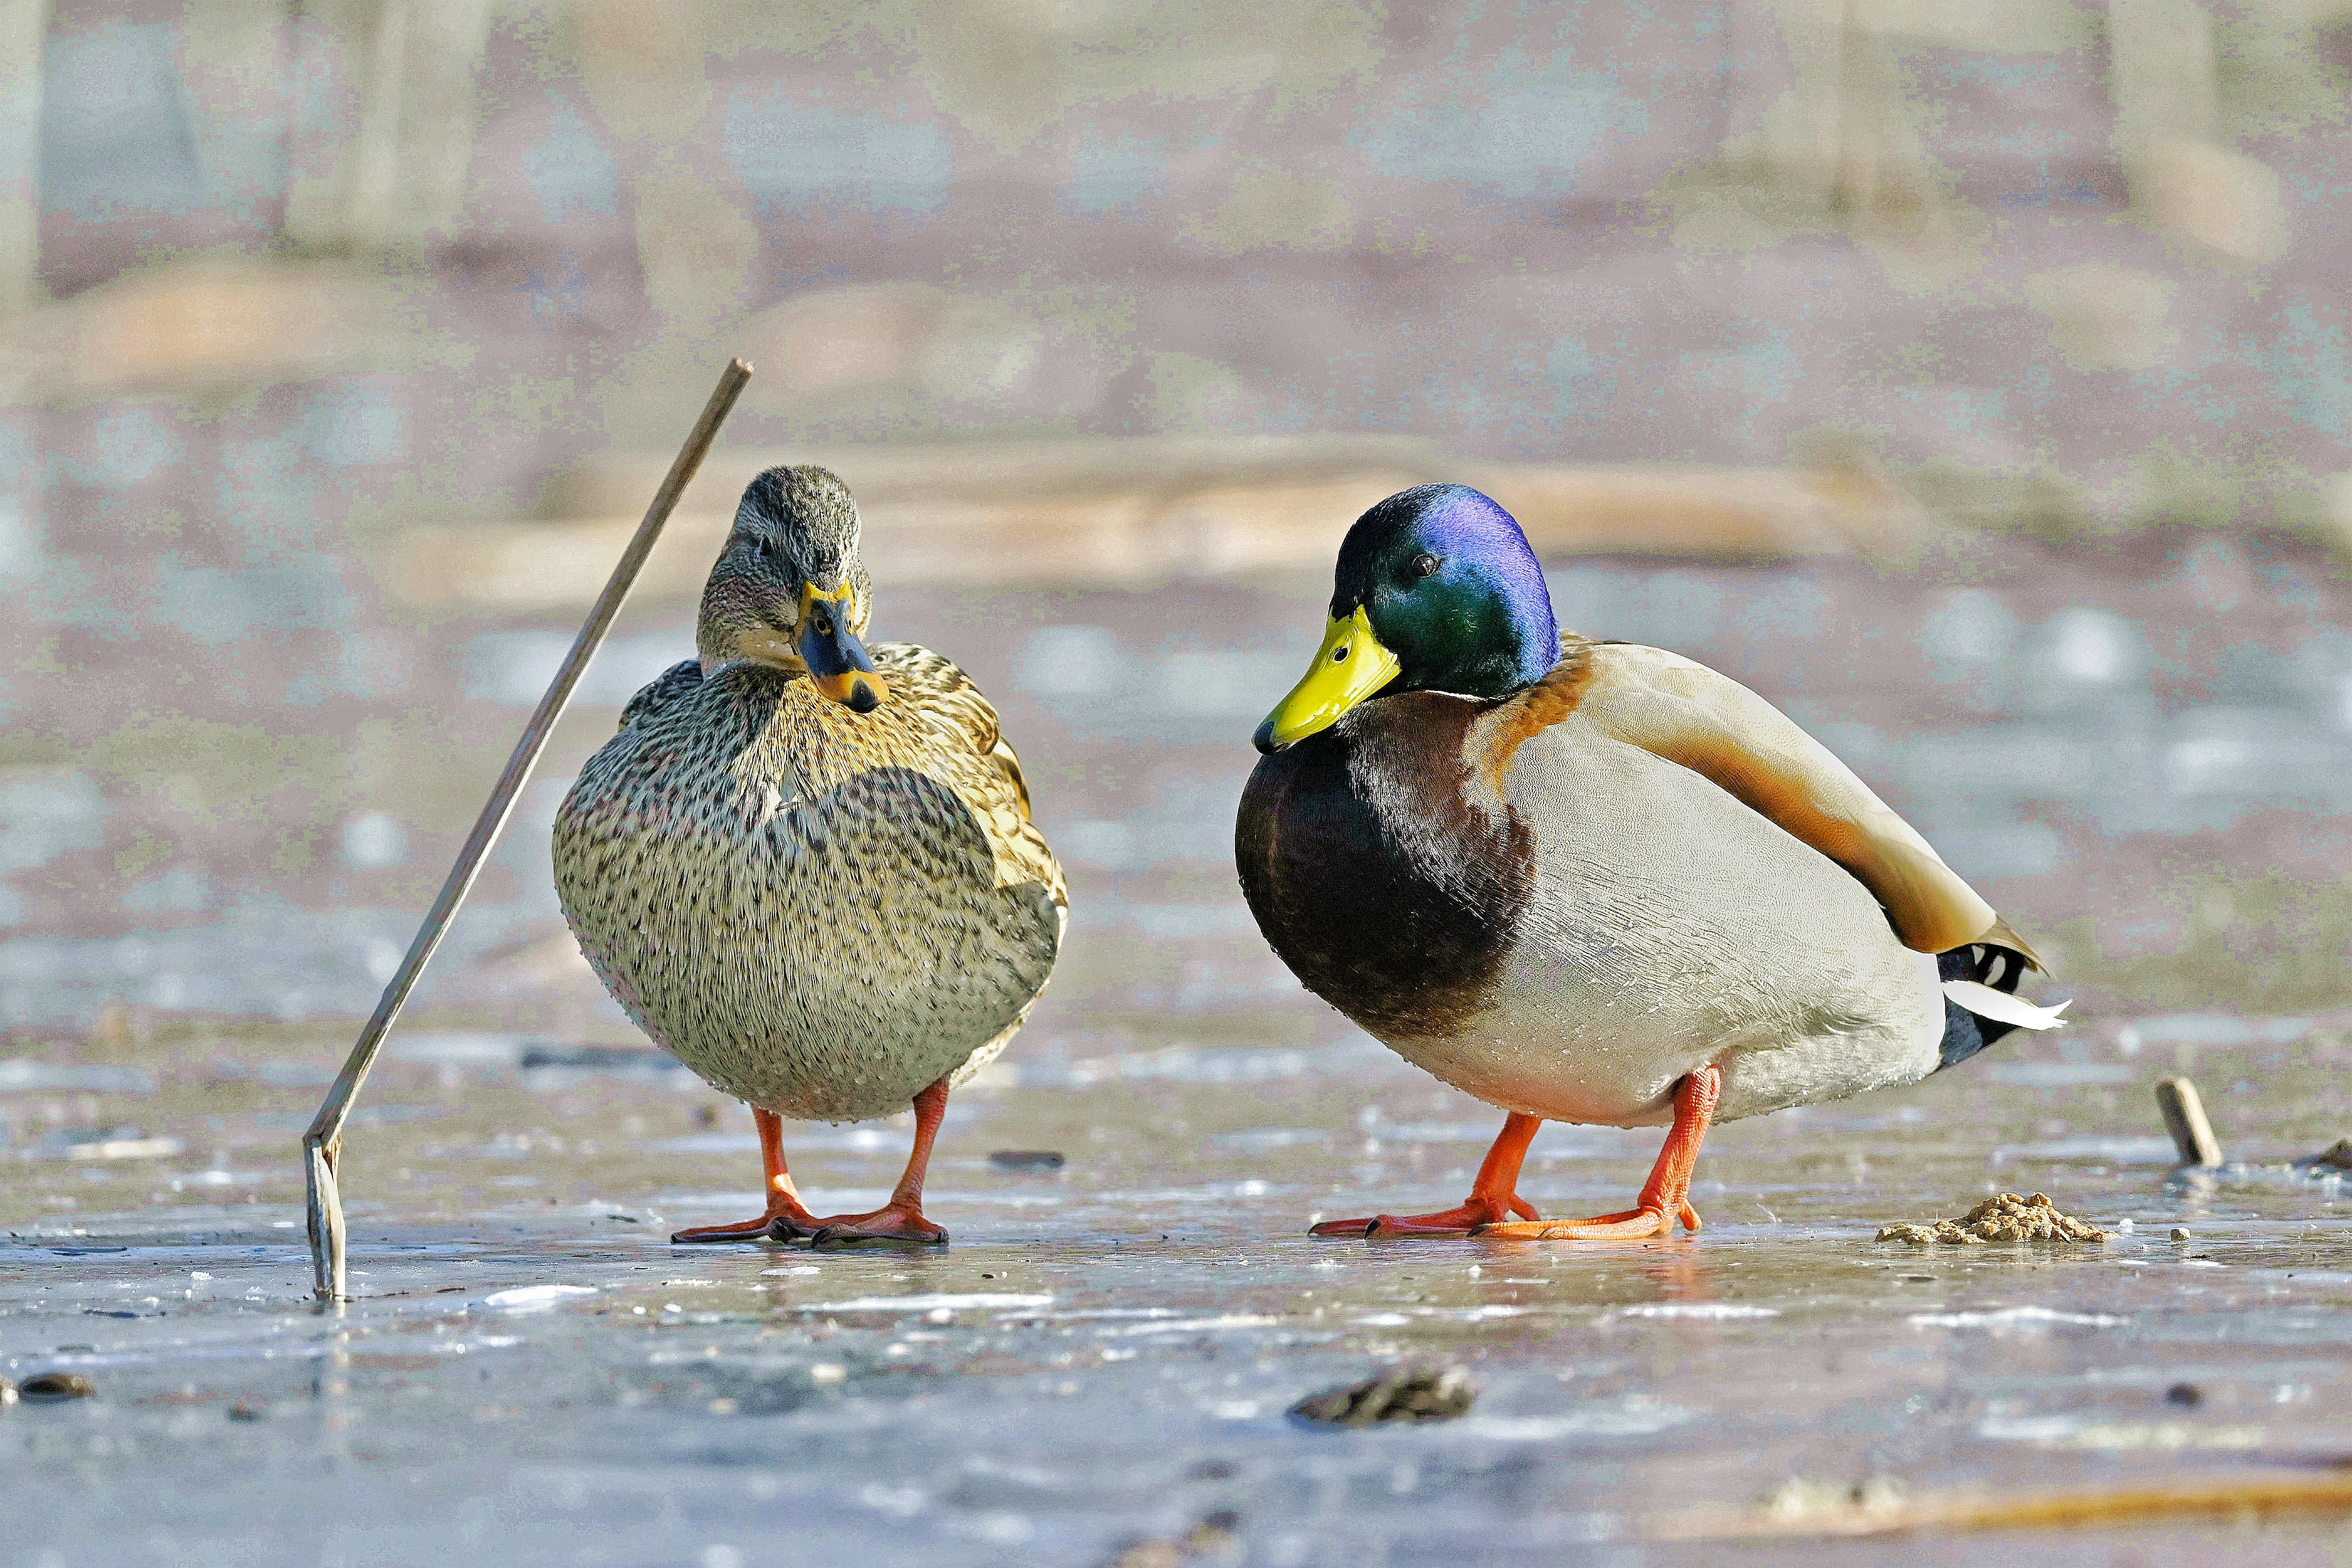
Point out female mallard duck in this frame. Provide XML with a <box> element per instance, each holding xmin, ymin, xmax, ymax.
<box><xmin>1236</xmin><ymin>484</ymin><xmax>2063</xmax><ymax>1240</ymax></box>
<box><xmin>553</xmin><ymin>465</ymin><xmax>1065</xmax><ymax>1244</ymax></box>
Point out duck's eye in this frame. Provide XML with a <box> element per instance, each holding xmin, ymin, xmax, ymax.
<box><xmin>1411</xmin><ymin>552</ymin><xmax>1441</xmax><ymax>578</ymax></box>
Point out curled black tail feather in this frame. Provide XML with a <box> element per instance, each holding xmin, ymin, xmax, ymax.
<box><xmin>1935</xmin><ymin>941</ymin><xmax>2031</xmax><ymax>1072</ymax></box>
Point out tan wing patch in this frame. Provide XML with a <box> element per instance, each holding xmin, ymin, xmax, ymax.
<box><xmin>1562</xmin><ymin>644</ymin><xmax>2000</xmax><ymax>956</ymax></box>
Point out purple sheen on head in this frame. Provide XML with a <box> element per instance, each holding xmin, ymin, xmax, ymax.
<box><xmin>1415</xmin><ymin>485</ymin><xmax>1556</xmax><ymax>636</ymax></box>
<box><xmin>1334</xmin><ymin>484</ymin><xmax>1558</xmax><ymax>695</ymax></box>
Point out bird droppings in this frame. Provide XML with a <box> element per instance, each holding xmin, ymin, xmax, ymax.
<box><xmin>988</xmin><ymin>1150</ymin><xmax>1067</xmax><ymax>1171</ymax></box>
<box><xmin>1876</xmin><ymin>1192</ymin><xmax>2110</xmax><ymax>1246</ymax></box>
<box><xmin>18</xmin><ymin>1372</ymin><xmax>96</xmax><ymax>1403</ymax></box>
<box><xmin>1289</xmin><ymin>1365</ymin><xmax>1474</xmax><ymax>1427</ymax></box>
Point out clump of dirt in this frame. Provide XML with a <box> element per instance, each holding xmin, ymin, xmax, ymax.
<box><xmin>1289</xmin><ymin>1364</ymin><xmax>1473</xmax><ymax>1427</ymax></box>
<box><xmin>1877</xmin><ymin>1192</ymin><xmax>2109</xmax><ymax>1246</ymax></box>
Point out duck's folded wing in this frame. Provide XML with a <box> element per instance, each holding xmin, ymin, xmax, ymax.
<box><xmin>872</xmin><ymin>642</ymin><xmax>1067</xmax><ymax>918</ymax></box>
<box><xmin>1571</xmin><ymin>643</ymin><xmax>2002</xmax><ymax>959</ymax></box>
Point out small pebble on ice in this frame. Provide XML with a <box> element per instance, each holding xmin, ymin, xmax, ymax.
<box><xmin>20</xmin><ymin>1372</ymin><xmax>95</xmax><ymax>1402</ymax></box>
<box><xmin>2170</xmin><ymin>1227</ymin><xmax>2193</xmax><ymax>1241</ymax></box>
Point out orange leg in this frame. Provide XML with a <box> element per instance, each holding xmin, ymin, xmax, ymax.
<box><xmin>1475</xmin><ymin>1064</ymin><xmax>1720</xmax><ymax>1241</ymax></box>
<box><xmin>671</xmin><ymin>1107</ymin><xmax>828</xmax><ymax>1243</ymax></box>
<box><xmin>1309</xmin><ymin>1113</ymin><xmax>1545</xmax><ymax>1238</ymax></box>
<box><xmin>808</xmin><ymin>1077</ymin><xmax>951</xmax><ymax>1244</ymax></box>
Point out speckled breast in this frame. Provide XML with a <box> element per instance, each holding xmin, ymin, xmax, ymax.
<box><xmin>552</xmin><ymin>666</ymin><xmax>1060</xmax><ymax>1123</ymax></box>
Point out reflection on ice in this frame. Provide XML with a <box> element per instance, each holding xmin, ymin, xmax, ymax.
<box><xmin>791</xmin><ymin>1294</ymin><xmax>1054</xmax><ymax>1313</ymax></box>
<box><xmin>482</xmin><ymin>1284</ymin><xmax>597</xmax><ymax>1310</ymax></box>
<box><xmin>1459</xmin><ymin>1401</ymin><xmax>1695</xmax><ymax>1441</ymax></box>
<box><xmin>1910</xmin><ymin>1306</ymin><xmax>2130</xmax><ymax>1329</ymax></box>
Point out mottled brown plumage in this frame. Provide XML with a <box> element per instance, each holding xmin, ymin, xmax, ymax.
<box><xmin>551</xmin><ymin>465</ymin><xmax>1063</xmax><ymax>1242</ymax></box>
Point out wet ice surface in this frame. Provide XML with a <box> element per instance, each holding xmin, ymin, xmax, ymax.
<box><xmin>7</xmin><ymin>1023</ymin><xmax>2352</xmax><ymax>1567</ymax></box>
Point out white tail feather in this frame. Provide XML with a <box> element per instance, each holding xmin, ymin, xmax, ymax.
<box><xmin>1944</xmin><ymin>980</ymin><xmax>2069</xmax><ymax>1031</ymax></box>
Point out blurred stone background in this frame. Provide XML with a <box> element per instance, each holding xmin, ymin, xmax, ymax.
<box><xmin>3</xmin><ymin>0</ymin><xmax>2352</xmax><ymax>1057</ymax></box>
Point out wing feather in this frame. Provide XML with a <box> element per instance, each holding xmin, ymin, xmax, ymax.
<box><xmin>870</xmin><ymin>642</ymin><xmax>1066</xmax><ymax>919</ymax></box>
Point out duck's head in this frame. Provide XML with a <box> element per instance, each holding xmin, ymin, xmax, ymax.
<box><xmin>696</xmin><ymin>464</ymin><xmax>888</xmax><ymax>712</ymax></box>
<box><xmin>1254</xmin><ymin>484</ymin><xmax>1556</xmax><ymax>754</ymax></box>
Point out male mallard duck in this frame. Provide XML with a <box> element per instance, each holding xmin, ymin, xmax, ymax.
<box><xmin>1235</xmin><ymin>484</ymin><xmax>2063</xmax><ymax>1240</ymax></box>
<box><xmin>553</xmin><ymin>465</ymin><xmax>1065</xmax><ymax>1244</ymax></box>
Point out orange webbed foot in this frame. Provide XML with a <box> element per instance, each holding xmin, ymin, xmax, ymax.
<box><xmin>809</xmin><ymin>1204</ymin><xmax>948</xmax><ymax>1246</ymax></box>
<box><xmin>671</xmin><ymin>1202</ymin><xmax>826</xmax><ymax>1245</ymax></box>
<box><xmin>1473</xmin><ymin>1198</ymin><xmax>1700</xmax><ymax>1241</ymax></box>
<box><xmin>1475</xmin><ymin>1067</ymin><xmax>1721</xmax><ymax>1242</ymax></box>
<box><xmin>1309</xmin><ymin>1194</ymin><xmax>1539</xmax><ymax>1239</ymax></box>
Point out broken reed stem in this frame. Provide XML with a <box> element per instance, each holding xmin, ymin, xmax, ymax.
<box><xmin>301</xmin><ymin>357</ymin><xmax>754</xmax><ymax>1304</ymax></box>
<box><xmin>1644</xmin><ymin>1470</ymin><xmax>2352</xmax><ymax>1541</ymax></box>
<box><xmin>2155</xmin><ymin>1075</ymin><xmax>2223</xmax><ymax>1167</ymax></box>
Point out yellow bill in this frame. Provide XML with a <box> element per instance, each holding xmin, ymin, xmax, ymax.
<box><xmin>1254</xmin><ymin>605</ymin><xmax>1403</xmax><ymax>752</ymax></box>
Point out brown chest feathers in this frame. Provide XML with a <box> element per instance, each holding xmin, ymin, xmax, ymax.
<box><xmin>1234</xmin><ymin>690</ymin><xmax>1538</xmax><ymax>1040</ymax></box>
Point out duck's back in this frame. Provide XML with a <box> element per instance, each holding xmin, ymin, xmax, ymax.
<box><xmin>554</xmin><ymin>643</ymin><xmax>1064</xmax><ymax>1122</ymax></box>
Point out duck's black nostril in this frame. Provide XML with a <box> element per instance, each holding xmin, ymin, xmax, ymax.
<box><xmin>848</xmin><ymin>681</ymin><xmax>880</xmax><ymax>714</ymax></box>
